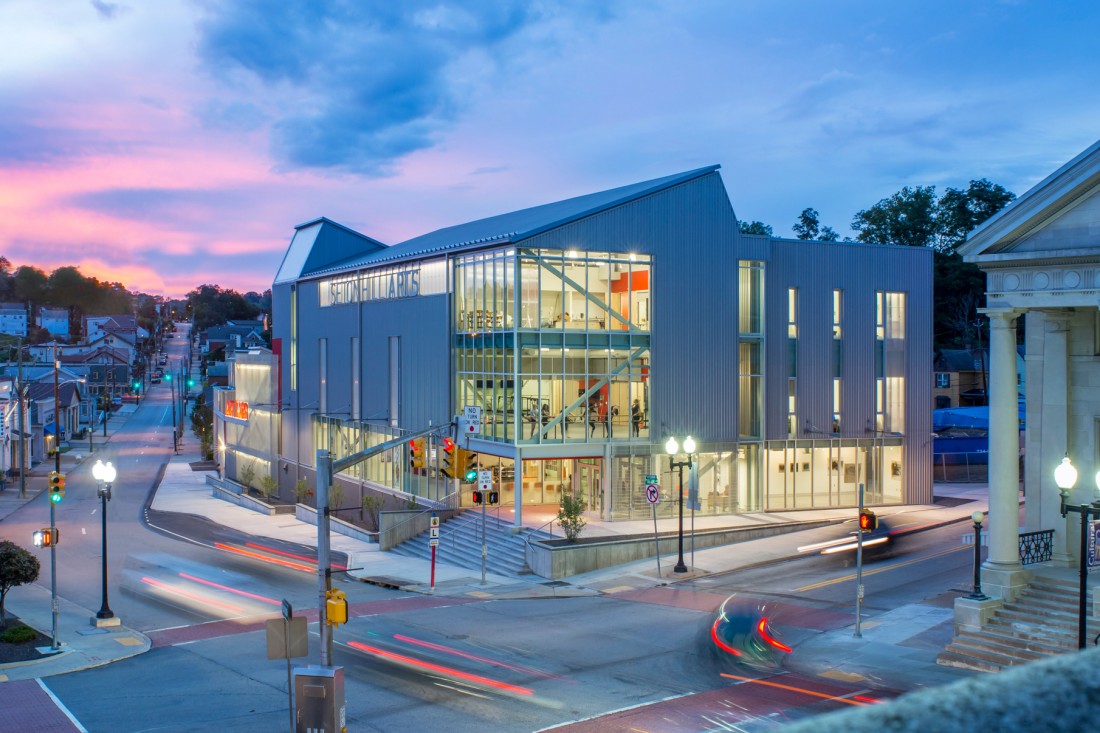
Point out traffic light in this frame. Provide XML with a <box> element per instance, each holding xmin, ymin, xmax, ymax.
<box><xmin>48</xmin><ymin>472</ymin><xmax>65</xmax><ymax>503</ymax></box>
<box><xmin>471</xmin><ymin>490</ymin><xmax>483</xmax><ymax>505</ymax></box>
<box><xmin>459</xmin><ymin>449</ymin><xmax>478</xmax><ymax>483</ymax></box>
<box><xmin>858</xmin><ymin>508</ymin><xmax>877</xmax><ymax>532</ymax></box>
<box><xmin>164</xmin><ymin>373</ymin><xmax>171</xmax><ymax>382</ymax></box>
<box><xmin>409</xmin><ymin>437</ymin><xmax>427</xmax><ymax>471</ymax></box>
<box><xmin>325</xmin><ymin>588</ymin><xmax>348</xmax><ymax>626</ymax></box>
<box><xmin>32</xmin><ymin>528</ymin><xmax>58</xmax><ymax>547</ymax></box>
<box><xmin>488</xmin><ymin>491</ymin><xmax>499</xmax><ymax>505</ymax></box>
<box><xmin>133</xmin><ymin>381</ymin><xmax>141</xmax><ymax>391</ymax></box>
<box><xmin>440</xmin><ymin>437</ymin><xmax>457</xmax><ymax>478</ymax></box>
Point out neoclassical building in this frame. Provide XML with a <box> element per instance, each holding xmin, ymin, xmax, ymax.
<box><xmin>960</xmin><ymin>138</ymin><xmax>1100</xmax><ymax>603</ymax></box>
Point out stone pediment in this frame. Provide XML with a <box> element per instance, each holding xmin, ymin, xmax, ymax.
<box><xmin>961</xmin><ymin>139</ymin><xmax>1100</xmax><ymax>263</ymax></box>
<box><xmin>996</xmin><ymin>186</ymin><xmax>1100</xmax><ymax>255</ymax></box>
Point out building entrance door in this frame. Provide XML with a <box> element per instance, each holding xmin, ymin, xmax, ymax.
<box><xmin>574</xmin><ymin>460</ymin><xmax>602</xmax><ymax>514</ymax></box>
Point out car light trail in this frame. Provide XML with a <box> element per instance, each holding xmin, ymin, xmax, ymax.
<box><xmin>796</xmin><ymin>544</ymin><xmax>969</xmax><ymax>591</ymax></box>
<box><xmin>245</xmin><ymin>542</ymin><xmax>347</xmax><ymax>571</ymax></box>
<box><xmin>710</xmin><ymin>617</ymin><xmax>742</xmax><ymax>656</ymax></box>
<box><xmin>347</xmin><ymin>641</ymin><xmax>534</xmax><ymax>696</ymax></box>
<box><xmin>141</xmin><ymin>576</ymin><xmax>245</xmax><ymax>615</ymax></box>
<box><xmin>720</xmin><ymin>673</ymin><xmax>868</xmax><ymax>706</ymax></box>
<box><xmin>756</xmin><ymin>618</ymin><xmax>792</xmax><ymax>653</ymax></box>
<box><xmin>178</xmin><ymin>572</ymin><xmax>281</xmax><ymax>606</ymax></box>
<box><xmin>213</xmin><ymin>542</ymin><xmax>314</xmax><ymax>572</ymax></box>
<box><xmin>392</xmin><ymin>633</ymin><xmax>561</xmax><ymax>679</ymax></box>
<box><xmin>820</xmin><ymin>537</ymin><xmax>889</xmax><ymax>554</ymax></box>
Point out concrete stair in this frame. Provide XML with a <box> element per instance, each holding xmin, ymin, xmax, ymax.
<box><xmin>938</xmin><ymin>576</ymin><xmax>1098</xmax><ymax>672</ymax></box>
<box><xmin>389</xmin><ymin>510</ymin><xmax>553</xmax><ymax>577</ymax></box>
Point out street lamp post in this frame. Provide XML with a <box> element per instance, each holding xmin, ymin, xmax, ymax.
<box><xmin>665</xmin><ymin>435</ymin><xmax>696</xmax><ymax>574</ymax></box>
<box><xmin>169</xmin><ymin>371</ymin><xmax>178</xmax><ymax>453</ymax></box>
<box><xmin>1053</xmin><ymin>455</ymin><xmax>1100</xmax><ymax>649</ymax></box>
<box><xmin>967</xmin><ymin>511</ymin><xmax>988</xmax><ymax>600</ymax></box>
<box><xmin>91</xmin><ymin>459</ymin><xmax>116</xmax><ymax>622</ymax></box>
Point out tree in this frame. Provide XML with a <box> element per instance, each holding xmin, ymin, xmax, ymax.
<box><xmin>0</xmin><ymin>541</ymin><xmax>40</xmax><ymax>623</ymax></box>
<box><xmin>187</xmin><ymin>284</ymin><xmax>262</xmax><ymax>331</ymax></box>
<box><xmin>851</xmin><ymin>186</ymin><xmax>939</xmax><ymax>247</ymax></box>
<box><xmin>792</xmin><ymin>208</ymin><xmax>840</xmax><ymax>241</ymax></box>
<box><xmin>739</xmin><ymin>221</ymin><xmax>773</xmax><ymax>236</ymax></box>
<box><xmin>937</xmin><ymin>179</ymin><xmax>1016</xmax><ymax>253</ymax></box>
<box><xmin>13</xmin><ymin>265</ymin><xmax>48</xmax><ymax>314</ymax></box>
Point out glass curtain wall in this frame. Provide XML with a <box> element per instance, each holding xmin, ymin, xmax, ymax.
<box><xmin>738</xmin><ymin>261</ymin><xmax>764</xmax><ymax>440</ymax></box>
<box><xmin>455</xmin><ymin>247</ymin><xmax>652</xmax><ymax>446</ymax></box>
<box><xmin>763</xmin><ymin>439</ymin><xmax>903</xmax><ymax>509</ymax></box>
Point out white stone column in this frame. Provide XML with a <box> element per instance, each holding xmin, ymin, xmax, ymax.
<box><xmin>1039</xmin><ymin>311</ymin><xmax>1072</xmax><ymax>563</ymax></box>
<box><xmin>982</xmin><ymin>308</ymin><xmax>1027</xmax><ymax>601</ymax></box>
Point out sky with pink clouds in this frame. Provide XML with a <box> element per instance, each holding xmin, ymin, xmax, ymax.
<box><xmin>2</xmin><ymin>1</ymin><xmax>1098</xmax><ymax>298</ymax></box>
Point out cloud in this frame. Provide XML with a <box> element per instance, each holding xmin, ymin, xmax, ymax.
<box><xmin>192</xmin><ymin>1</ymin><xmax>609</xmax><ymax>175</ymax></box>
<box><xmin>89</xmin><ymin>0</ymin><xmax>125</xmax><ymax>20</ymax></box>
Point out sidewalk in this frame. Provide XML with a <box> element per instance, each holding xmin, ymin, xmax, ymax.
<box><xmin>2</xmin><ymin>416</ymin><xmax>993</xmax><ymax>682</ymax></box>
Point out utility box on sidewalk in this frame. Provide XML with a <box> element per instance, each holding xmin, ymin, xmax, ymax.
<box><xmin>294</xmin><ymin>665</ymin><xmax>345</xmax><ymax>732</ymax></box>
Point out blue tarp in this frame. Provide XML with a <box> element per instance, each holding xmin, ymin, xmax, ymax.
<box><xmin>932</xmin><ymin>402</ymin><xmax>1026</xmax><ymax>431</ymax></box>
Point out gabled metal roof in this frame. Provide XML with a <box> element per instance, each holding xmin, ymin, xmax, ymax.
<box><xmin>308</xmin><ymin>165</ymin><xmax>720</xmax><ymax>277</ymax></box>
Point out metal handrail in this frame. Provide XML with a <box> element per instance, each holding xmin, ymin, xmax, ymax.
<box><xmin>374</xmin><ymin>488</ymin><xmax>462</xmax><ymax>539</ymax></box>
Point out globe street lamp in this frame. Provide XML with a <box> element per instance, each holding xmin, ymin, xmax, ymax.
<box><xmin>967</xmin><ymin>511</ymin><xmax>988</xmax><ymax>600</ymax></box>
<box><xmin>665</xmin><ymin>435</ymin><xmax>696</xmax><ymax>574</ymax></box>
<box><xmin>1053</xmin><ymin>455</ymin><xmax>1100</xmax><ymax>649</ymax></box>
<box><xmin>91</xmin><ymin>459</ymin><xmax>117</xmax><ymax>623</ymax></box>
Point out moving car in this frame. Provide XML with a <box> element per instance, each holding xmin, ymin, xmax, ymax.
<box><xmin>710</xmin><ymin>595</ymin><xmax>792</xmax><ymax>670</ymax></box>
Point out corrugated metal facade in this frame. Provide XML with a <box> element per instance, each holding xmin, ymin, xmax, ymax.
<box><xmin>520</xmin><ymin>172</ymin><xmax>740</xmax><ymax>444</ymax></box>
<box><xmin>764</xmin><ymin>239</ymin><xmax>932</xmax><ymax>503</ymax></box>
<box><xmin>269</xmin><ymin>168</ymin><xmax>932</xmax><ymax>508</ymax></box>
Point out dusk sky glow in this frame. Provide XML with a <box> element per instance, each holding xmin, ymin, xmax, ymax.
<box><xmin>2</xmin><ymin>1</ymin><xmax>1097</xmax><ymax>298</ymax></box>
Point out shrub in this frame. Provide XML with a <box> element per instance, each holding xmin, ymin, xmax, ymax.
<box><xmin>1</xmin><ymin>624</ymin><xmax>37</xmax><ymax>644</ymax></box>
<box><xmin>237</xmin><ymin>461</ymin><xmax>257</xmax><ymax>491</ymax></box>
<box><xmin>362</xmin><ymin>494</ymin><xmax>383</xmax><ymax>531</ymax></box>
<box><xmin>330</xmin><ymin>483</ymin><xmax>344</xmax><ymax>512</ymax></box>
<box><xmin>557</xmin><ymin>493</ymin><xmax>587</xmax><ymax>542</ymax></box>
<box><xmin>259</xmin><ymin>475</ymin><xmax>279</xmax><ymax>500</ymax></box>
<box><xmin>294</xmin><ymin>479</ymin><xmax>313</xmax><ymax>504</ymax></box>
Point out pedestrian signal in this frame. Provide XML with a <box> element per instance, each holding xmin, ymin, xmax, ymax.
<box><xmin>32</xmin><ymin>528</ymin><xmax>58</xmax><ymax>547</ymax></box>
<box><xmin>471</xmin><ymin>490</ymin><xmax>483</xmax><ymax>505</ymax></box>
<box><xmin>858</xmin><ymin>509</ymin><xmax>877</xmax><ymax>532</ymax></box>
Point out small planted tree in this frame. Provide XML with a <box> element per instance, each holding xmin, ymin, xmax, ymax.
<box><xmin>330</xmin><ymin>483</ymin><xmax>344</xmax><ymax>513</ymax></box>
<box><xmin>557</xmin><ymin>493</ymin><xmax>587</xmax><ymax>542</ymax></box>
<box><xmin>259</xmin><ymin>474</ymin><xmax>279</xmax><ymax>501</ymax></box>
<box><xmin>237</xmin><ymin>461</ymin><xmax>256</xmax><ymax>492</ymax></box>
<box><xmin>294</xmin><ymin>478</ymin><xmax>313</xmax><ymax>505</ymax></box>
<box><xmin>0</xmin><ymin>541</ymin><xmax>40</xmax><ymax>624</ymax></box>
<box><xmin>361</xmin><ymin>494</ymin><xmax>382</xmax><ymax>531</ymax></box>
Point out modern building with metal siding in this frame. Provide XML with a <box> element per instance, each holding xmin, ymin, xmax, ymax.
<box><xmin>255</xmin><ymin>166</ymin><xmax>931</xmax><ymax>525</ymax></box>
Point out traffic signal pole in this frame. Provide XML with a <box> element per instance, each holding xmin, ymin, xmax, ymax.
<box><xmin>50</xmin><ymin>346</ymin><xmax>60</xmax><ymax>649</ymax></box>
<box><xmin>316</xmin><ymin>450</ymin><xmax>334</xmax><ymax>667</ymax></box>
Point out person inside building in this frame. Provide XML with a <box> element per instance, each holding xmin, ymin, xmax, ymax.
<box><xmin>631</xmin><ymin>398</ymin><xmax>642</xmax><ymax>437</ymax></box>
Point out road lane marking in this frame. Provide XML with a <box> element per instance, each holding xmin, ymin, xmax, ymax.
<box><xmin>720</xmin><ymin>673</ymin><xmax>868</xmax><ymax>706</ymax></box>
<box><xmin>37</xmin><ymin>679</ymin><xmax>90</xmax><ymax>733</ymax></box>
<box><xmin>795</xmin><ymin>545</ymin><xmax>968</xmax><ymax>592</ymax></box>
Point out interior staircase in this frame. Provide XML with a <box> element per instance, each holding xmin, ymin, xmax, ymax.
<box><xmin>389</xmin><ymin>510</ymin><xmax>554</xmax><ymax>577</ymax></box>
<box><xmin>938</xmin><ymin>574</ymin><xmax>1098</xmax><ymax>672</ymax></box>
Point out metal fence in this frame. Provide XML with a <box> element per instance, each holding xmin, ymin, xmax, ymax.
<box><xmin>1019</xmin><ymin>529</ymin><xmax>1054</xmax><ymax>565</ymax></box>
<box><xmin>932</xmin><ymin>452</ymin><xmax>988</xmax><ymax>483</ymax></box>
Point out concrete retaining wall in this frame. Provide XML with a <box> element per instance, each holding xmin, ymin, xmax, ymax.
<box><xmin>526</xmin><ymin>519</ymin><xmax>842</xmax><ymax>579</ymax></box>
<box><xmin>211</xmin><ymin>482</ymin><xmax>296</xmax><ymax>516</ymax></box>
<box><xmin>379</xmin><ymin>509</ymin><xmax>459</xmax><ymax>551</ymax></box>
<box><xmin>296</xmin><ymin>503</ymin><xmax>378</xmax><ymax>544</ymax></box>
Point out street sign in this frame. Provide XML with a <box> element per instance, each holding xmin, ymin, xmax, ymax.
<box><xmin>1090</xmin><ymin>520</ymin><xmax>1100</xmax><ymax>568</ymax></box>
<box><xmin>430</xmin><ymin>515</ymin><xmax>440</xmax><ymax>528</ymax></box>
<box><xmin>479</xmin><ymin>469</ymin><xmax>492</xmax><ymax>493</ymax></box>
<box><xmin>429</xmin><ymin>527</ymin><xmax>439</xmax><ymax>539</ymax></box>
<box><xmin>462</xmin><ymin>406</ymin><xmax>482</xmax><ymax>435</ymax></box>
<box><xmin>266</xmin><ymin>616</ymin><xmax>308</xmax><ymax>660</ymax></box>
<box><xmin>645</xmin><ymin>484</ymin><xmax>660</xmax><ymax>504</ymax></box>
<box><xmin>282</xmin><ymin>599</ymin><xmax>293</xmax><ymax>621</ymax></box>
<box><xmin>645</xmin><ymin>474</ymin><xmax>658</xmax><ymax>484</ymax></box>
<box><xmin>429</xmin><ymin>538</ymin><xmax>439</xmax><ymax>547</ymax></box>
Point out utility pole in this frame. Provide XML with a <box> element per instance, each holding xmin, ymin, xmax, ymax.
<box><xmin>17</xmin><ymin>340</ymin><xmax>25</xmax><ymax>499</ymax></box>
<box><xmin>50</xmin><ymin>343</ymin><xmax>60</xmax><ymax>649</ymax></box>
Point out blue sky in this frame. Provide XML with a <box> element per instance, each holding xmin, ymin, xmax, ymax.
<box><xmin>1</xmin><ymin>0</ymin><xmax>1097</xmax><ymax>296</ymax></box>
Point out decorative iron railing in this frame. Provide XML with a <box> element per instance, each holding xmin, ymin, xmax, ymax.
<box><xmin>1019</xmin><ymin>529</ymin><xmax>1054</xmax><ymax>566</ymax></box>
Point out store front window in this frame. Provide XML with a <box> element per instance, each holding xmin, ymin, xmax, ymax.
<box><xmin>763</xmin><ymin>439</ymin><xmax>903</xmax><ymax>509</ymax></box>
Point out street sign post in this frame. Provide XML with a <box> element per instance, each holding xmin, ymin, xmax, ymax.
<box><xmin>478</xmin><ymin>469</ymin><xmax>492</xmax><ymax>585</ymax></box>
<box><xmin>269</xmin><ymin>600</ymin><xmax>308</xmax><ymax>733</ymax></box>
<box><xmin>461</xmin><ymin>406</ymin><xmax>482</xmax><ymax>436</ymax></box>
<box><xmin>646</xmin><ymin>480</ymin><xmax>661</xmax><ymax>576</ymax></box>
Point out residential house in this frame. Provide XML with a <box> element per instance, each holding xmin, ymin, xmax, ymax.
<box><xmin>38</xmin><ymin>307</ymin><xmax>69</xmax><ymax>337</ymax></box>
<box><xmin>0</xmin><ymin>303</ymin><xmax>28</xmax><ymax>337</ymax></box>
